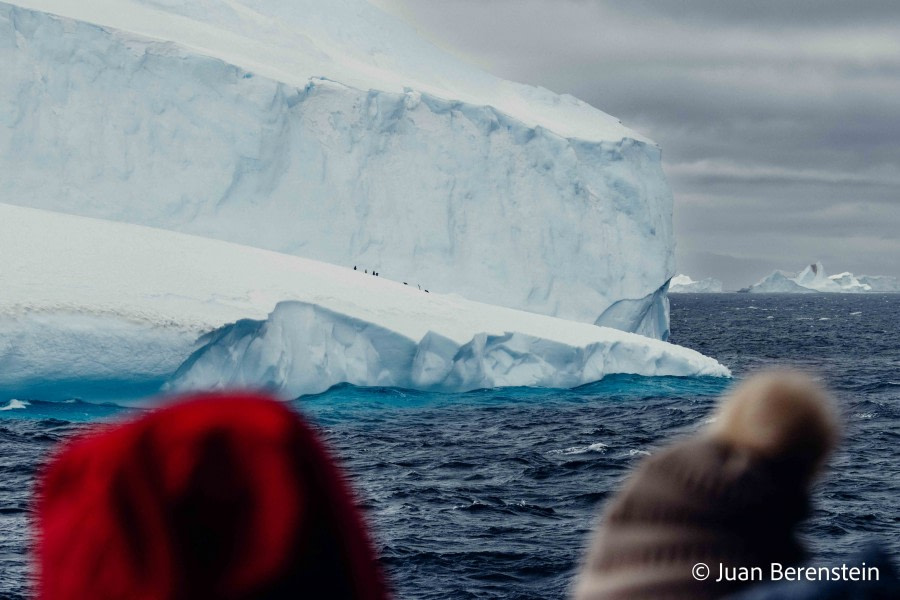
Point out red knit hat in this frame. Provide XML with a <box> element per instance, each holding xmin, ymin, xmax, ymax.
<box><xmin>34</xmin><ymin>392</ymin><xmax>390</xmax><ymax>600</ymax></box>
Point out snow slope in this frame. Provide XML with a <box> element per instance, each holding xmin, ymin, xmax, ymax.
<box><xmin>668</xmin><ymin>274</ymin><xmax>723</xmax><ymax>294</ymax></box>
<box><xmin>747</xmin><ymin>262</ymin><xmax>893</xmax><ymax>294</ymax></box>
<box><xmin>1</xmin><ymin>0</ymin><xmax>675</xmax><ymax>337</ymax></box>
<box><xmin>0</xmin><ymin>204</ymin><xmax>728</xmax><ymax>400</ymax></box>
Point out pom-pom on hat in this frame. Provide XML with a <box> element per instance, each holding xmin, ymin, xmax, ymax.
<box><xmin>708</xmin><ymin>370</ymin><xmax>839</xmax><ymax>482</ymax></box>
<box><xmin>34</xmin><ymin>392</ymin><xmax>389</xmax><ymax>600</ymax></box>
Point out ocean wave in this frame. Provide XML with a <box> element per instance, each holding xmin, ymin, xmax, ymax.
<box><xmin>0</xmin><ymin>399</ymin><xmax>29</xmax><ymax>411</ymax></box>
<box><xmin>453</xmin><ymin>498</ymin><xmax>556</xmax><ymax>517</ymax></box>
<box><xmin>547</xmin><ymin>442</ymin><xmax>607</xmax><ymax>456</ymax></box>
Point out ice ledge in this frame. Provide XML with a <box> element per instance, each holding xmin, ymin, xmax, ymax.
<box><xmin>167</xmin><ymin>301</ymin><xmax>730</xmax><ymax>398</ymax></box>
<box><xmin>2</xmin><ymin>203</ymin><xmax>724</xmax><ymax>400</ymax></box>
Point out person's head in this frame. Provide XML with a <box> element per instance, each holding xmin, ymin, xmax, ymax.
<box><xmin>35</xmin><ymin>392</ymin><xmax>389</xmax><ymax>600</ymax></box>
<box><xmin>575</xmin><ymin>370</ymin><xmax>840</xmax><ymax>600</ymax></box>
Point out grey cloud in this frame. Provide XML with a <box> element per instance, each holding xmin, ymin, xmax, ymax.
<box><xmin>614</xmin><ymin>0</ymin><xmax>900</xmax><ymax>27</ymax></box>
<box><xmin>666</xmin><ymin>162</ymin><xmax>900</xmax><ymax>190</ymax></box>
<box><xmin>675</xmin><ymin>196</ymin><xmax>899</xmax><ymax>236</ymax></box>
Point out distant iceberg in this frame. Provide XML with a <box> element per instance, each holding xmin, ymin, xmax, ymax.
<box><xmin>746</xmin><ymin>271</ymin><xmax>818</xmax><ymax>294</ymax></box>
<box><xmin>668</xmin><ymin>275</ymin><xmax>723</xmax><ymax>294</ymax></box>
<box><xmin>793</xmin><ymin>263</ymin><xmax>849</xmax><ymax>292</ymax></box>
<box><xmin>746</xmin><ymin>262</ymin><xmax>898</xmax><ymax>294</ymax></box>
<box><xmin>857</xmin><ymin>275</ymin><xmax>900</xmax><ymax>292</ymax></box>
<box><xmin>822</xmin><ymin>271</ymin><xmax>872</xmax><ymax>293</ymax></box>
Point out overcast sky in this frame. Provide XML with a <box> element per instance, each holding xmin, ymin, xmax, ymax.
<box><xmin>379</xmin><ymin>0</ymin><xmax>900</xmax><ymax>289</ymax></box>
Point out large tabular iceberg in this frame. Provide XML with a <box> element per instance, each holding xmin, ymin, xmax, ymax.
<box><xmin>0</xmin><ymin>204</ymin><xmax>728</xmax><ymax>401</ymax></box>
<box><xmin>2</xmin><ymin>0</ymin><xmax>675</xmax><ymax>338</ymax></box>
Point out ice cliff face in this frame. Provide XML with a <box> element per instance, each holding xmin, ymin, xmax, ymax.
<box><xmin>1</xmin><ymin>0</ymin><xmax>675</xmax><ymax>338</ymax></box>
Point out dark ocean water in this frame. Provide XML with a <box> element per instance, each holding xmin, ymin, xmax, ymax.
<box><xmin>1</xmin><ymin>294</ymin><xmax>898</xmax><ymax>599</ymax></box>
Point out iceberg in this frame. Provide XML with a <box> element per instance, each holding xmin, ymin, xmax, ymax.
<box><xmin>857</xmin><ymin>275</ymin><xmax>900</xmax><ymax>292</ymax></box>
<box><xmin>794</xmin><ymin>262</ymin><xmax>844</xmax><ymax>293</ymax></box>
<box><xmin>746</xmin><ymin>271</ymin><xmax>819</xmax><ymax>294</ymax></box>
<box><xmin>746</xmin><ymin>262</ymin><xmax>894</xmax><ymax>294</ymax></box>
<box><xmin>1</xmin><ymin>0</ymin><xmax>674</xmax><ymax>338</ymax></box>
<box><xmin>0</xmin><ymin>204</ymin><xmax>728</xmax><ymax>400</ymax></box>
<box><xmin>826</xmin><ymin>272</ymin><xmax>872</xmax><ymax>293</ymax></box>
<box><xmin>668</xmin><ymin>275</ymin><xmax>723</xmax><ymax>294</ymax></box>
<box><xmin>167</xmin><ymin>300</ymin><xmax>729</xmax><ymax>398</ymax></box>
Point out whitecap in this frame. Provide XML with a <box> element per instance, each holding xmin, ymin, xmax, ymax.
<box><xmin>0</xmin><ymin>399</ymin><xmax>29</xmax><ymax>411</ymax></box>
<box><xmin>548</xmin><ymin>442</ymin><xmax>608</xmax><ymax>456</ymax></box>
<box><xmin>452</xmin><ymin>499</ymin><xmax>488</xmax><ymax>510</ymax></box>
<box><xmin>850</xmin><ymin>311</ymin><xmax>862</xmax><ymax>316</ymax></box>
<box><xmin>628</xmin><ymin>449</ymin><xmax>651</xmax><ymax>457</ymax></box>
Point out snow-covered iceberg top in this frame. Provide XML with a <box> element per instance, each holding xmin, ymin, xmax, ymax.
<box><xmin>746</xmin><ymin>262</ymin><xmax>898</xmax><ymax>294</ymax></box>
<box><xmin>5</xmin><ymin>0</ymin><xmax>646</xmax><ymax>145</ymax></box>
<box><xmin>669</xmin><ymin>274</ymin><xmax>723</xmax><ymax>294</ymax></box>
<box><xmin>0</xmin><ymin>204</ymin><xmax>728</xmax><ymax>399</ymax></box>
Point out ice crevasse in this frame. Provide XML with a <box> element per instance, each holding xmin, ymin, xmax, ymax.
<box><xmin>1</xmin><ymin>0</ymin><xmax>675</xmax><ymax>339</ymax></box>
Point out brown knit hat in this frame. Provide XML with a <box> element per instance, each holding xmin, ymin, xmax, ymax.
<box><xmin>574</xmin><ymin>371</ymin><xmax>839</xmax><ymax>600</ymax></box>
